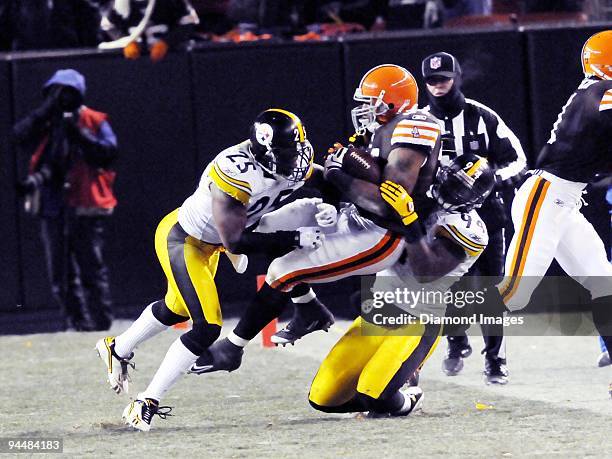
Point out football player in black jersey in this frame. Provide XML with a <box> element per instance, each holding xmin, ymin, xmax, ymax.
<box><xmin>485</xmin><ymin>30</ymin><xmax>612</xmax><ymax>364</ymax></box>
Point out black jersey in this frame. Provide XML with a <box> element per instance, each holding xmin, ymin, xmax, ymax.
<box><xmin>536</xmin><ymin>78</ymin><xmax>612</xmax><ymax>182</ymax></box>
<box><xmin>359</xmin><ymin>110</ymin><xmax>442</xmax><ymax>230</ymax></box>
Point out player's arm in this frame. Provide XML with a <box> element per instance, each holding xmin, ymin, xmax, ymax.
<box><xmin>211</xmin><ymin>184</ymin><xmax>314</xmax><ymax>255</ymax></box>
<box><xmin>305</xmin><ymin>163</ymin><xmax>342</xmax><ymax>207</ymax></box>
<box><xmin>324</xmin><ymin>145</ymin><xmax>425</xmax><ymax>218</ymax></box>
<box><xmin>404</xmin><ymin>234</ymin><xmax>466</xmax><ymax>281</ymax></box>
<box><xmin>379</xmin><ymin>180</ymin><xmax>464</xmax><ymax>280</ymax></box>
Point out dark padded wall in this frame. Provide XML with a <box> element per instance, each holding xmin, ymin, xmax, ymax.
<box><xmin>191</xmin><ymin>41</ymin><xmax>345</xmax><ymax>166</ymax></box>
<box><xmin>0</xmin><ymin>58</ymin><xmax>20</xmax><ymax>312</ymax></box>
<box><xmin>10</xmin><ymin>52</ymin><xmax>197</xmax><ymax>310</ymax></box>
<box><xmin>526</xmin><ymin>25</ymin><xmax>607</xmax><ymax>154</ymax></box>
<box><xmin>343</xmin><ymin>29</ymin><xmax>531</xmax><ymax>159</ymax></box>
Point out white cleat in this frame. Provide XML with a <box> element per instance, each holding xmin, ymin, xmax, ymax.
<box><xmin>396</xmin><ymin>386</ymin><xmax>424</xmax><ymax>416</ymax></box>
<box><xmin>122</xmin><ymin>396</ymin><xmax>172</xmax><ymax>432</ymax></box>
<box><xmin>95</xmin><ymin>337</ymin><xmax>134</xmax><ymax>394</ymax></box>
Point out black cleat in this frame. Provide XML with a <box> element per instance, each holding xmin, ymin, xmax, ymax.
<box><xmin>188</xmin><ymin>338</ymin><xmax>244</xmax><ymax>374</ymax></box>
<box><xmin>484</xmin><ymin>357</ymin><xmax>509</xmax><ymax>385</ymax></box>
<box><xmin>271</xmin><ymin>299</ymin><xmax>335</xmax><ymax>346</ymax></box>
<box><xmin>442</xmin><ymin>339</ymin><xmax>472</xmax><ymax>376</ymax></box>
<box><xmin>597</xmin><ymin>351</ymin><xmax>611</xmax><ymax>367</ymax></box>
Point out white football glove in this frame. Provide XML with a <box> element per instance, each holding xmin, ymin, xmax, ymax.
<box><xmin>324</xmin><ymin>143</ymin><xmax>348</xmax><ymax>175</ymax></box>
<box><xmin>314</xmin><ymin>202</ymin><xmax>338</xmax><ymax>227</ymax></box>
<box><xmin>297</xmin><ymin>226</ymin><xmax>325</xmax><ymax>249</ymax></box>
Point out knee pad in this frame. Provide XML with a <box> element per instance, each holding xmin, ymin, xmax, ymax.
<box><xmin>152</xmin><ymin>300</ymin><xmax>189</xmax><ymax>327</ymax></box>
<box><xmin>180</xmin><ymin>323</ymin><xmax>221</xmax><ymax>355</ymax></box>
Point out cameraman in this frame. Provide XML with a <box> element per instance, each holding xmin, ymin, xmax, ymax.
<box><xmin>13</xmin><ymin>69</ymin><xmax>118</xmax><ymax>331</ymax></box>
<box><xmin>421</xmin><ymin>52</ymin><xmax>527</xmax><ymax>384</ymax></box>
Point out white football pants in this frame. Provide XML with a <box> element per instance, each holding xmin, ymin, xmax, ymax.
<box><xmin>499</xmin><ymin>171</ymin><xmax>612</xmax><ymax>311</ymax></box>
<box><xmin>262</xmin><ymin>203</ymin><xmax>405</xmax><ymax>292</ymax></box>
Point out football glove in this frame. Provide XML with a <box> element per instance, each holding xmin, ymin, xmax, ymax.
<box><xmin>314</xmin><ymin>202</ymin><xmax>338</xmax><ymax>227</ymax></box>
<box><xmin>297</xmin><ymin>227</ymin><xmax>324</xmax><ymax>249</ymax></box>
<box><xmin>380</xmin><ymin>180</ymin><xmax>418</xmax><ymax>226</ymax></box>
<box><xmin>324</xmin><ymin>143</ymin><xmax>347</xmax><ymax>176</ymax></box>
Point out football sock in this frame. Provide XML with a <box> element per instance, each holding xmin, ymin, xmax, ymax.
<box><xmin>227</xmin><ymin>331</ymin><xmax>250</xmax><ymax>348</ymax></box>
<box><xmin>115</xmin><ymin>302</ymin><xmax>168</xmax><ymax>358</ymax></box>
<box><xmin>358</xmin><ymin>391</ymin><xmax>404</xmax><ymax>414</ymax></box>
<box><xmin>592</xmin><ymin>295</ymin><xmax>612</xmax><ymax>339</ymax></box>
<box><xmin>141</xmin><ymin>338</ymin><xmax>198</xmax><ymax>402</ymax></box>
<box><xmin>291</xmin><ymin>287</ymin><xmax>317</xmax><ymax>304</ymax></box>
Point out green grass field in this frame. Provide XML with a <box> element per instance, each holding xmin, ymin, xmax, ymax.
<box><xmin>1</xmin><ymin>320</ymin><xmax>610</xmax><ymax>457</ymax></box>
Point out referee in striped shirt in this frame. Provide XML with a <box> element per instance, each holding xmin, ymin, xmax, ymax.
<box><xmin>421</xmin><ymin>52</ymin><xmax>527</xmax><ymax>384</ymax></box>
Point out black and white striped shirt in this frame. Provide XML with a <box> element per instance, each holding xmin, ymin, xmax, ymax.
<box><xmin>423</xmin><ymin>98</ymin><xmax>527</xmax><ymax>229</ymax></box>
<box><xmin>423</xmin><ymin>98</ymin><xmax>526</xmax><ymax>182</ymax></box>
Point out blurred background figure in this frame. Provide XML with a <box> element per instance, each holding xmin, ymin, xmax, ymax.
<box><xmin>0</xmin><ymin>0</ymin><xmax>102</xmax><ymax>51</ymax></box>
<box><xmin>12</xmin><ymin>69</ymin><xmax>118</xmax><ymax>331</ymax></box>
<box><xmin>101</xmin><ymin>0</ymin><xmax>199</xmax><ymax>61</ymax></box>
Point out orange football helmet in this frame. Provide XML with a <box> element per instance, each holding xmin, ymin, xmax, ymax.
<box><xmin>581</xmin><ymin>30</ymin><xmax>612</xmax><ymax>80</ymax></box>
<box><xmin>352</xmin><ymin>64</ymin><xmax>418</xmax><ymax>135</ymax></box>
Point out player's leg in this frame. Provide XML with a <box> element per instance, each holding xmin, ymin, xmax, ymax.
<box><xmin>554</xmin><ymin>209</ymin><xmax>612</xmax><ymax>350</ymax></box>
<box><xmin>122</xmin><ymin>213</ymin><xmax>223</xmax><ymax>431</ymax></box>
<box><xmin>491</xmin><ymin>176</ymin><xmax>565</xmax><ymax>311</ymax></box>
<box><xmin>308</xmin><ymin>317</ymin><xmax>384</xmax><ymax>413</ymax></box>
<box><xmin>96</xmin><ymin>211</ymin><xmax>189</xmax><ymax>394</ymax></box>
<box><xmin>357</xmin><ymin>322</ymin><xmax>442</xmax><ymax>416</ymax></box>
<box><xmin>268</xmin><ymin>211</ymin><xmax>404</xmax><ymax>343</ymax></box>
<box><xmin>474</xmin><ymin>229</ymin><xmax>509</xmax><ymax>384</ymax></box>
<box><xmin>193</xmin><ymin>211</ymin><xmax>405</xmax><ymax>374</ymax></box>
<box><xmin>256</xmin><ymin>198</ymin><xmax>336</xmax><ymax>345</ymax></box>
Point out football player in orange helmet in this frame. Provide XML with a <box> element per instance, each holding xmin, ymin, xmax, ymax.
<box><xmin>481</xmin><ymin>31</ymin><xmax>612</xmax><ymax>388</ymax></box>
<box><xmin>351</xmin><ymin>64</ymin><xmax>419</xmax><ymax>135</ymax></box>
<box><xmin>581</xmin><ymin>30</ymin><xmax>612</xmax><ymax>80</ymax></box>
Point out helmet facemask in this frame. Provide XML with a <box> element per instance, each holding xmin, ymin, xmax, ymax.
<box><xmin>431</xmin><ymin>166</ymin><xmax>487</xmax><ymax>213</ymax></box>
<box><xmin>259</xmin><ymin>140</ymin><xmax>313</xmax><ymax>183</ymax></box>
<box><xmin>351</xmin><ymin>88</ymin><xmax>389</xmax><ymax>135</ymax></box>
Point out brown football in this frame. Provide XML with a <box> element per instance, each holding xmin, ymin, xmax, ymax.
<box><xmin>342</xmin><ymin>147</ymin><xmax>382</xmax><ymax>183</ymax></box>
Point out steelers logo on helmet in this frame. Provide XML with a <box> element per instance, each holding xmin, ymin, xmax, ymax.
<box><xmin>249</xmin><ymin>109</ymin><xmax>314</xmax><ymax>183</ymax></box>
<box><xmin>255</xmin><ymin>123</ymin><xmax>274</xmax><ymax>147</ymax></box>
<box><xmin>431</xmin><ymin>153</ymin><xmax>495</xmax><ymax>212</ymax></box>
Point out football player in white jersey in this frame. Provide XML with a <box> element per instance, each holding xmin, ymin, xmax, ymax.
<box><xmin>95</xmin><ymin>109</ymin><xmax>336</xmax><ymax>431</ymax></box>
<box><xmin>188</xmin><ymin>65</ymin><xmax>448</xmax><ymax>374</ymax></box>
<box><xmin>309</xmin><ymin>153</ymin><xmax>495</xmax><ymax>417</ymax></box>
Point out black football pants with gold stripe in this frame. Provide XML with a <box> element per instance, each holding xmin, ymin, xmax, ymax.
<box><xmin>498</xmin><ymin>172</ymin><xmax>612</xmax><ymax>316</ymax></box>
<box><xmin>154</xmin><ymin>209</ymin><xmax>223</xmax><ymax>355</ymax></box>
<box><xmin>309</xmin><ymin>317</ymin><xmax>441</xmax><ymax>414</ymax></box>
